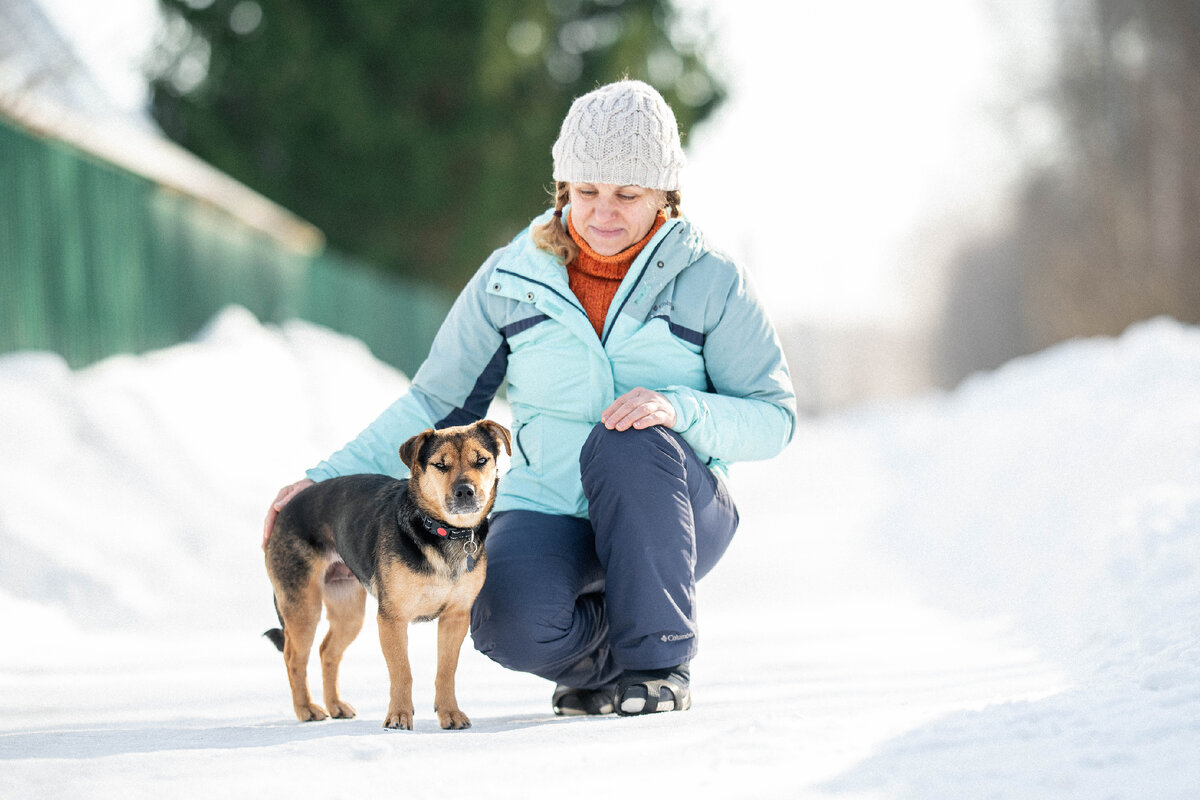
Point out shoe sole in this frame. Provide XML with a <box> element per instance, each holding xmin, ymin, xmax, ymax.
<box><xmin>554</xmin><ymin>701</ymin><xmax>615</xmax><ymax>717</ymax></box>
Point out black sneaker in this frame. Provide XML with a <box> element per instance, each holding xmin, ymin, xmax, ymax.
<box><xmin>615</xmin><ymin>663</ymin><xmax>691</xmax><ymax>715</ymax></box>
<box><xmin>552</xmin><ymin>683</ymin><xmax>617</xmax><ymax>716</ymax></box>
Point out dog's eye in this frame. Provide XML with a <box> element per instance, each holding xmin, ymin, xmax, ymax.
<box><xmin>475</xmin><ymin>456</ymin><xmax>489</xmax><ymax>467</ymax></box>
<box><xmin>432</xmin><ymin>462</ymin><xmax>449</xmax><ymax>472</ymax></box>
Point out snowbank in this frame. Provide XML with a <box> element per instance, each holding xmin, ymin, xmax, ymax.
<box><xmin>0</xmin><ymin>307</ymin><xmax>411</xmax><ymax>637</ymax></box>
<box><xmin>1</xmin><ymin>307</ymin><xmax>1197</xmax><ymax>799</ymax></box>
<box><xmin>826</xmin><ymin>317</ymin><xmax>1200</xmax><ymax>797</ymax></box>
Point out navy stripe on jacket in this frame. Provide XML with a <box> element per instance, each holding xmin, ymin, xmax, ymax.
<box><xmin>435</xmin><ymin>314</ymin><xmax>551</xmax><ymax>428</ymax></box>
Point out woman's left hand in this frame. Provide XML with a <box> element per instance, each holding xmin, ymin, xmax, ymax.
<box><xmin>601</xmin><ymin>387</ymin><xmax>677</xmax><ymax>431</ymax></box>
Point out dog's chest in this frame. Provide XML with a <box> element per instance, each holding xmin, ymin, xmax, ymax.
<box><xmin>408</xmin><ymin>580</ymin><xmax>461</xmax><ymax>622</ymax></box>
<box><xmin>377</xmin><ymin>555</ymin><xmax>485</xmax><ymax>623</ymax></box>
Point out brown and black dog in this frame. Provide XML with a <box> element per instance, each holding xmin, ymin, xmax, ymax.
<box><xmin>264</xmin><ymin>420</ymin><xmax>510</xmax><ymax>730</ymax></box>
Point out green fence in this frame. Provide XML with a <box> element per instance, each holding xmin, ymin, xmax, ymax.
<box><xmin>0</xmin><ymin>117</ymin><xmax>452</xmax><ymax>377</ymax></box>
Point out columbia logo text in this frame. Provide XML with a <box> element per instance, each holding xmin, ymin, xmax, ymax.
<box><xmin>660</xmin><ymin>632</ymin><xmax>695</xmax><ymax>643</ymax></box>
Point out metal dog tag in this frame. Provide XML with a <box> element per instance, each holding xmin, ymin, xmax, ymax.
<box><xmin>464</xmin><ymin>534</ymin><xmax>479</xmax><ymax>572</ymax></box>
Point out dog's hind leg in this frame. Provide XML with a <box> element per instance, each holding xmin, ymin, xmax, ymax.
<box><xmin>278</xmin><ymin>578</ymin><xmax>328</xmax><ymax>722</ymax></box>
<box><xmin>320</xmin><ymin>580</ymin><xmax>366</xmax><ymax>719</ymax></box>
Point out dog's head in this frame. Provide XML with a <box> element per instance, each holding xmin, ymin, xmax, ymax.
<box><xmin>399</xmin><ymin>420</ymin><xmax>511</xmax><ymax>528</ymax></box>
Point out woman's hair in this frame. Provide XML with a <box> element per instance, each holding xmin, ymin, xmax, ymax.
<box><xmin>531</xmin><ymin>182</ymin><xmax>578</xmax><ymax>264</ymax></box>
<box><xmin>532</xmin><ymin>182</ymin><xmax>682</xmax><ymax>265</ymax></box>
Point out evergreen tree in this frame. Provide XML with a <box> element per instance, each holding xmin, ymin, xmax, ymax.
<box><xmin>150</xmin><ymin>0</ymin><xmax>723</xmax><ymax>290</ymax></box>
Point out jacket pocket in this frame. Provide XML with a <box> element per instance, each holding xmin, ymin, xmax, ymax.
<box><xmin>512</xmin><ymin>416</ymin><xmax>541</xmax><ymax>469</ymax></box>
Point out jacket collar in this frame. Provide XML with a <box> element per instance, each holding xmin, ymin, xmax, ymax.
<box><xmin>486</xmin><ymin>211</ymin><xmax>709</xmax><ymax>345</ymax></box>
<box><xmin>493</xmin><ymin>210</ymin><xmax>700</xmax><ymax>291</ymax></box>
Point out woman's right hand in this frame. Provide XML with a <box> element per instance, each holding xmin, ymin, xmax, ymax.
<box><xmin>262</xmin><ymin>478</ymin><xmax>315</xmax><ymax>550</ymax></box>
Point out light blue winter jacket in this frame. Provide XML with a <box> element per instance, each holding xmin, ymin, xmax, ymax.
<box><xmin>307</xmin><ymin>211</ymin><xmax>797</xmax><ymax>518</ymax></box>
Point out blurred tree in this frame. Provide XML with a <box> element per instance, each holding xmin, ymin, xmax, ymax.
<box><xmin>1019</xmin><ymin>0</ymin><xmax>1200</xmax><ymax>345</ymax></box>
<box><xmin>937</xmin><ymin>0</ymin><xmax>1200</xmax><ymax>385</ymax></box>
<box><xmin>149</xmin><ymin>0</ymin><xmax>723</xmax><ymax>291</ymax></box>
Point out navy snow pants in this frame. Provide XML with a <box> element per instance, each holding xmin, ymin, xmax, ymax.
<box><xmin>470</xmin><ymin>423</ymin><xmax>740</xmax><ymax>689</ymax></box>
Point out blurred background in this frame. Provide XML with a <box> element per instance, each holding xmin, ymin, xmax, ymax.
<box><xmin>2</xmin><ymin>0</ymin><xmax>1197</xmax><ymax>412</ymax></box>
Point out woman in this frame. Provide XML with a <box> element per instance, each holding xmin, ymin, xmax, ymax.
<box><xmin>263</xmin><ymin>79</ymin><xmax>796</xmax><ymax>716</ymax></box>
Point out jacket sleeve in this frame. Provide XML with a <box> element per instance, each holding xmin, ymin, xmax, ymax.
<box><xmin>659</xmin><ymin>263</ymin><xmax>796</xmax><ymax>463</ymax></box>
<box><xmin>306</xmin><ymin>252</ymin><xmax>508</xmax><ymax>481</ymax></box>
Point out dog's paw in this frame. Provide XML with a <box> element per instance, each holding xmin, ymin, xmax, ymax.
<box><xmin>295</xmin><ymin>703</ymin><xmax>329</xmax><ymax>723</ymax></box>
<box><xmin>327</xmin><ymin>699</ymin><xmax>357</xmax><ymax>719</ymax></box>
<box><xmin>436</xmin><ymin>707</ymin><xmax>472</xmax><ymax>730</ymax></box>
<box><xmin>383</xmin><ymin>708</ymin><xmax>414</xmax><ymax>730</ymax></box>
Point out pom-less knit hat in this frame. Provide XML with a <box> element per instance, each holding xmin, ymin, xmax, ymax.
<box><xmin>552</xmin><ymin>79</ymin><xmax>685</xmax><ymax>191</ymax></box>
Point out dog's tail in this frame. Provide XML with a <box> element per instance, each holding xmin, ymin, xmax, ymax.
<box><xmin>263</xmin><ymin>627</ymin><xmax>285</xmax><ymax>651</ymax></box>
<box><xmin>263</xmin><ymin>595</ymin><xmax>286</xmax><ymax>652</ymax></box>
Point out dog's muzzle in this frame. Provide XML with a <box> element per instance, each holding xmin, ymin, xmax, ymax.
<box><xmin>447</xmin><ymin>480</ymin><xmax>482</xmax><ymax>514</ymax></box>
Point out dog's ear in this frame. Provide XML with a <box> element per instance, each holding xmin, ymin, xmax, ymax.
<box><xmin>478</xmin><ymin>420</ymin><xmax>512</xmax><ymax>457</ymax></box>
<box><xmin>399</xmin><ymin>429</ymin><xmax>435</xmax><ymax>470</ymax></box>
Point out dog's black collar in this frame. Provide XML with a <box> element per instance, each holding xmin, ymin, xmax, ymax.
<box><xmin>417</xmin><ymin>511</ymin><xmax>479</xmax><ymax>541</ymax></box>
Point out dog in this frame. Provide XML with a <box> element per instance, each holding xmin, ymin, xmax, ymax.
<box><xmin>264</xmin><ymin>419</ymin><xmax>510</xmax><ymax>730</ymax></box>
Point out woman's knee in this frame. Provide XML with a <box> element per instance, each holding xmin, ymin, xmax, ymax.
<box><xmin>579</xmin><ymin>424</ymin><xmax>685</xmax><ymax>486</ymax></box>
<box><xmin>470</xmin><ymin>565</ymin><xmax>596</xmax><ymax>677</ymax></box>
<box><xmin>471</xmin><ymin>510</ymin><xmax>603</xmax><ymax>676</ymax></box>
<box><xmin>471</xmin><ymin>578</ymin><xmax>543</xmax><ymax>669</ymax></box>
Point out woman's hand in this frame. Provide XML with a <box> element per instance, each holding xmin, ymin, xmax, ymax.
<box><xmin>601</xmin><ymin>387</ymin><xmax>677</xmax><ymax>431</ymax></box>
<box><xmin>262</xmin><ymin>478</ymin><xmax>315</xmax><ymax>550</ymax></box>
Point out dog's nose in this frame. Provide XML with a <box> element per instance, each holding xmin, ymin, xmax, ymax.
<box><xmin>453</xmin><ymin>483</ymin><xmax>476</xmax><ymax>501</ymax></box>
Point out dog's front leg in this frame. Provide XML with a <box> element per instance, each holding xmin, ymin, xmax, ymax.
<box><xmin>433</xmin><ymin>607</ymin><xmax>472</xmax><ymax>729</ymax></box>
<box><xmin>377</xmin><ymin>611</ymin><xmax>415</xmax><ymax>729</ymax></box>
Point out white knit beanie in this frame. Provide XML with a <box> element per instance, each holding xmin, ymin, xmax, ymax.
<box><xmin>552</xmin><ymin>80</ymin><xmax>685</xmax><ymax>191</ymax></box>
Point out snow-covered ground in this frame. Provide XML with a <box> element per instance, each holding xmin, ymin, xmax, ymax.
<box><xmin>1</xmin><ymin>307</ymin><xmax>1197</xmax><ymax>799</ymax></box>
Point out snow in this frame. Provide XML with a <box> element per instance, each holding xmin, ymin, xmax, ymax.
<box><xmin>2</xmin><ymin>306</ymin><xmax>1197</xmax><ymax>799</ymax></box>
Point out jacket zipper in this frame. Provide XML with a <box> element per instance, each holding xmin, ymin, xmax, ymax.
<box><xmin>601</xmin><ymin>229</ymin><xmax>674</xmax><ymax>347</ymax></box>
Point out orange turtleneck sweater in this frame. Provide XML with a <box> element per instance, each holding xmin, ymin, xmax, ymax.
<box><xmin>567</xmin><ymin>211</ymin><xmax>667</xmax><ymax>337</ymax></box>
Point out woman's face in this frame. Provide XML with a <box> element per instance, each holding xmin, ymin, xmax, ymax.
<box><xmin>568</xmin><ymin>183</ymin><xmax>663</xmax><ymax>256</ymax></box>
